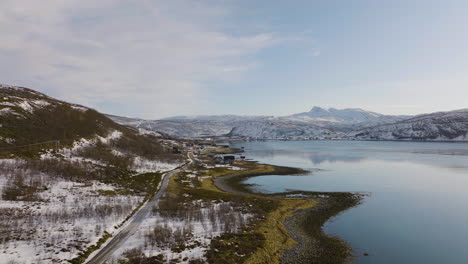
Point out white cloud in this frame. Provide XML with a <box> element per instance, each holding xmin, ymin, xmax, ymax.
<box><xmin>0</xmin><ymin>0</ymin><xmax>277</xmax><ymax>118</ymax></box>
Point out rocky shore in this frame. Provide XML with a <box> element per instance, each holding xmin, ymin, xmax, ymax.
<box><xmin>281</xmin><ymin>194</ymin><xmax>362</xmax><ymax>264</ymax></box>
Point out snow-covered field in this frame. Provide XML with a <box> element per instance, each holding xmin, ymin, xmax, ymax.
<box><xmin>107</xmin><ymin>168</ymin><xmax>253</xmax><ymax>264</ymax></box>
<box><xmin>0</xmin><ymin>166</ymin><xmax>143</xmax><ymax>264</ymax></box>
<box><xmin>0</xmin><ymin>132</ymin><xmax>182</xmax><ymax>264</ymax></box>
<box><xmin>108</xmin><ymin>200</ymin><xmax>252</xmax><ymax>263</ymax></box>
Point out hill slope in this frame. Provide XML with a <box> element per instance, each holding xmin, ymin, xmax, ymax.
<box><xmin>0</xmin><ymin>84</ymin><xmax>179</xmax><ymax>160</ymax></box>
<box><xmin>0</xmin><ymin>84</ymin><xmax>120</xmax><ymax>151</ymax></box>
<box><xmin>0</xmin><ymin>84</ymin><xmax>183</xmax><ymax>264</ymax></box>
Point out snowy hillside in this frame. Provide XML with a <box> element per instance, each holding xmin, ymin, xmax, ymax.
<box><xmin>349</xmin><ymin>109</ymin><xmax>468</xmax><ymax>141</ymax></box>
<box><xmin>0</xmin><ymin>84</ymin><xmax>183</xmax><ymax>263</ymax></box>
<box><xmin>227</xmin><ymin>120</ymin><xmax>338</xmax><ymax>140</ymax></box>
<box><xmin>0</xmin><ymin>84</ymin><xmax>86</xmax><ymax>118</ymax></box>
<box><xmin>162</xmin><ymin>114</ymin><xmax>273</xmax><ymax>123</ymax></box>
<box><xmin>107</xmin><ymin>115</ymin><xmax>234</xmax><ymax>138</ymax></box>
<box><xmin>0</xmin><ymin>84</ymin><xmax>117</xmax><ymax>150</ymax></box>
<box><xmin>109</xmin><ymin>115</ymin><xmax>338</xmax><ymax>139</ymax></box>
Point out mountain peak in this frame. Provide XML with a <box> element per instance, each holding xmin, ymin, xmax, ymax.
<box><xmin>310</xmin><ymin>106</ymin><xmax>333</xmax><ymax>112</ymax></box>
<box><xmin>285</xmin><ymin>106</ymin><xmax>402</xmax><ymax>126</ymax></box>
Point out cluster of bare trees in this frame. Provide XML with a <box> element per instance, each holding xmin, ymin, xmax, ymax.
<box><xmin>1</xmin><ymin>170</ymin><xmax>48</xmax><ymax>201</ymax></box>
<box><xmin>138</xmin><ymin>193</ymin><xmax>252</xmax><ymax>257</ymax></box>
<box><xmin>77</xmin><ymin>141</ymin><xmax>133</xmax><ymax>171</ymax></box>
<box><xmin>0</xmin><ymin>163</ymin><xmax>143</xmax><ymax>263</ymax></box>
<box><xmin>145</xmin><ymin>224</ymin><xmax>194</xmax><ymax>249</ymax></box>
<box><xmin>109</xmin><ymin>133</ymin><xmax>181</xmax><ymax>163</ymax></box>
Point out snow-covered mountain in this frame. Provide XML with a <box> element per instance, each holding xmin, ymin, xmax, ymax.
<box><xmin>162</xmin><ymin>114</ymin><xmax>273</xmax><ymax>123</ymax></box>
<box><xmin>110</xmin><ymin>112</ymin><xmax>342</xmax><ymax>139</ymax></box>
<box><xmin>282</xmin><ymin>106</ymin><xmax>409</xmax><ymax>129</ymax></box>
<box><xmin>108</xmin><ymin>115</ymin><xmax>234</xmax><ymax>138</ymax></box>
<box><xmin>109</xmin><ymin>107</ymin><xmax>408</xmax><ymax>139</ymax></box>
<box><xmin>349</xmin><ymin>109</ymin><xmax>468</xmax><ymax>141</ymax></box>
<box><xmin>110</xmin><ymin>107</ymin><xmax>468</xmax><ymax>141</ymax></box>
<box><xmin>227</xmin><ymin>120</ymin><xmax>338</xmax><ymax>140</ymax></box>
<box><xmin>109</xmin><ymin>114</ymin><xmax>338</xmax><ymax>139</ymax></box>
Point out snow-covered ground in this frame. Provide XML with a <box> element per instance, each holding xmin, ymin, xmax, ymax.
<box><xmin>108</xmin><ymin>200</ymin><xmax>252</xmax><ymax>263</ymax></box>
<box><xmin>0</xmin><ymin>132</ymin><xmax>182</xmax><ymax>264</ymax></box>
<box><xmin>107</xmin><ymin>168</ymin><xmax>253</xmax><ymax>264</ymax></box>
<box><xmin>40</xmin><ymin>131</ymin><xmax>181</xmax><ymax>174</ymax></box>
<box><xmin>132</xmin><ymin>157</ymin><xmax>179</xmax><ymax>173</ymax></box>
<box><xmin>0</xmin><ymin>166</ymin><xmax>144</xmax><ymax>264</ymax></box>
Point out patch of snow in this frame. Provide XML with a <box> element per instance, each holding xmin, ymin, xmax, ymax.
<box><xmin>31</xmin><ymin>99</ymin><xmax>50</xmax><ymax>107</ymax></box>
<box><xmin>0</xmin><ymin>136</ymin><xmax>15</xmax><ymax>144</ymax></box>
<box><xmin>0</xmin><ymin>107</ymin><xmax>12</xmax><ymax>115</ymax></box>
<box><xmin>17</xmin><ymin>100</ymin><xmax>34</xmax><ymax>113</ymax></box>
<box><xmin>98</xmin><ymin>130</ymin><xmax>122</xmax><ymax>144</ymax></box>
<box><xmin>132</xmin><ymin>157</ymin><xmax>180</xmax><ymax>173</ymax></box>
<box><xmin>71</xmin><ymin>105</ymin><xmax>88</xmax><ymax>112</ymax></box>
<box><xmin>138</xmin><ymin>128</ymin><xmax>162</xmax><ymax>137</ymax></box>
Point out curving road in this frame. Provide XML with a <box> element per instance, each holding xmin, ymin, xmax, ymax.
<box><xmin>86</xmin><ymin>153</ymin><xmax>192</xmax><ymax>264</ymax></box>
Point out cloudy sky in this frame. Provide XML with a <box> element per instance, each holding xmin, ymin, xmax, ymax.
<box><xmin>1</xmin><ymin>0</ymin><xmax>468</xmax><ymax>118</ymax></box>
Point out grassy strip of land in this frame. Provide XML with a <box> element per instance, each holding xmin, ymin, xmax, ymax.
<box><xmin>201</xmin><ymin>146</ymin><xmax>243</xmax><ymax>155</ymax></box>
<box><xmin>245</xmin><ymin>198</ymin><xmax>317</xmax><ymax>264</ymax></box>
<box><xmin>213</xmin><ymin>161</ymin><xmax>307</xmax><ymax>195</ymax></box>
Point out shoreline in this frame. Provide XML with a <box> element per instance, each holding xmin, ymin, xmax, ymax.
<box><xmin>281</xmin><ymin>193</ymin><xmax>362</xmax><ymax>264</ymax></box>
<box><xmin>213</xmin><ymin>163</ymin><xmax>307</xmax><ymax>196</ymax></box>
<box><xmin>216</xmin><ymin>138</ymin><xmax>468</xmax><ymax>144</ymax></box>
<box><xmin>213</xmin><ymin>164</ymin><xmax>363</xmax><ymax>264</ymax></box>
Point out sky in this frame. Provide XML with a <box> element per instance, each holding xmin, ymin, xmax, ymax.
<box><xmin>1</xmin><ymin>0</ymin><xmax>468</xmax><ymax>119</ymax></box>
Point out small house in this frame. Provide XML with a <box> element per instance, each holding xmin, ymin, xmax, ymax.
<box><xmin>223</xmin><ymin>155</ymin><xmax>235</xmax><ymax>165</ymax></box>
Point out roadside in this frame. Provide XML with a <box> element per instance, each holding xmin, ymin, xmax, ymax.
<box><xmin>84</xmin><ymin>153</ymin><xmax>193</xmax><ymax>264</ymax></box>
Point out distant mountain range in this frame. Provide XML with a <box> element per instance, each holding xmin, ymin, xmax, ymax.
<box><xmin>109</xmin><ymin>106</ymin><xmax>468</xmax><ymax>141</ymax></box>
<box><xmin>2</xmin><ymin>83</ymin><xmax>467</xmax><ymax>142</ymax></box>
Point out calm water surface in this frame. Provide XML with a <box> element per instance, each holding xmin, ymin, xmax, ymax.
<box><xmin>230</xmin><ymin>140</ymin><xmax>468</xmax><ymax>264</ymax></box>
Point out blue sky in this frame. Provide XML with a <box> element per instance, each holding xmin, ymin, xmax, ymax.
<box><xmin>1</xmin><ymin>0</ymin><xmax>468</xmax><ymax>118</ymax></box>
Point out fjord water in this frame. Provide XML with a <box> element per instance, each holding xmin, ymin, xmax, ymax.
<box><xmin>230</xmin><ymin>141</ymin><xmax>468</xmax><ymax>264</ymax></box>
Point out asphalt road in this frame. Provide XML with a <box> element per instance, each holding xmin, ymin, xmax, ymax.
<box><xmin>86</xmin><ymin>154</ymin><xmax>192</xmax><ymax>264</ymax></box>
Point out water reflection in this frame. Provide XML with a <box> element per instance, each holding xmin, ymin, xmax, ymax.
<box><xmin>234</xmin><ymin>140</ymin><xmax>468</xmax><ymax>172</ymax></box>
